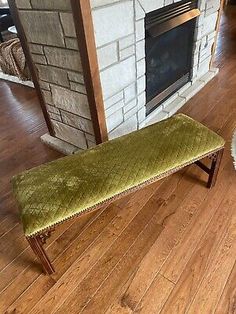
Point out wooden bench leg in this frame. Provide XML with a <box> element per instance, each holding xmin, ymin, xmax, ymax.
<box><xmin>27</xmin><ymin>235</ymin><xmax>55</xmax><ymax>275</ymax></box>
<box><xmin>207</xmin><ymin>148</ymin><xmax>224</xmax><ymax>188</ymax></box>
<box><xmin>195</xmin><ymin>148</ymin><xmax>224</xmax><ymax>188</ymax></box>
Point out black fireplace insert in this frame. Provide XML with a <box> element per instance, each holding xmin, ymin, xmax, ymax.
<box><xmin>145</xmin><ymin>0</ymin><xmax>200</xmax><ymax>115</ymax></box>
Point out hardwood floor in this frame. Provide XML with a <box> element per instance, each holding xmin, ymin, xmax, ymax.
<box><xmin>0</xmin><ymin>6</ymin><xmax>236</xmax><ymax>314</ymax></box>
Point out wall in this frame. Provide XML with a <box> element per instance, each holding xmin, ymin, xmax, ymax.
<box><xmin>15</xmin><ymin>0</ymin><xmax>97</xmax><ymax>152</ymax></box>
<box><xmin>91</xmin><ymin>0</ymin><xmax>221</xmax><ymax>139</ymax></box>
<box><xmin>15</xmin><ymin>0</ymin><xmax>221</xmax><ymax>152</ymax></box>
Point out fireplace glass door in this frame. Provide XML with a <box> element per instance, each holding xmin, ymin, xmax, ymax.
<box><xmin>145</xmin><ymin>0</ymin><xmax>199</xmax><ymax>114</ymax></box>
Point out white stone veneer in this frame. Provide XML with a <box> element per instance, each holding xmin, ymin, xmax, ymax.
<box><xmin>15</xmin><ymin>0</ymin><xmax>97</xmax><ymax>153</ymax></box>
<box><xmin>15</xmin><ymin>0</ymin><xmax>221</xmax><ymax>153</ymax></box>
<box><xmin>91</xmin><ymin>0</ymin><xmax>221</xmax><ymax>139</ymax></box>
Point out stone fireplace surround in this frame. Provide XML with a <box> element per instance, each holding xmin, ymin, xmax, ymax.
<box><xmin>14</xmin><ymin>0</ymin><xmax>221</xmax><ymax>154</ymax></box>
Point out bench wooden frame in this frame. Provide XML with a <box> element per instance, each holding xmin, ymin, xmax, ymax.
<box><xmin>26</xmin><ymin>147</ymin><xmax>224</xmax><ymax>275</ymax></box>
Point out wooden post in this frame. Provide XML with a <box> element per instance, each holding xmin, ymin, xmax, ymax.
<box><xmin>210</xmin><ymin>0</ymin><xmax>225</xmax><ymax>67</ymax></box>
<box><xmin>70</xmin><ymin>0</ymin><xmax>108</xmax><ymax>144</ymax></box>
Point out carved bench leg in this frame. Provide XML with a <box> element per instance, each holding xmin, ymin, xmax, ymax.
<box><xmin>207</xmin><ymin>148</ymin><xmax>224</xmax><ymax>188</ymax></box>
<box><xmin>27</xmin><ymin>235</ymin><xmax>55</xmax><ymax>275</ymax></box>
<box><xmin>195</xmin><ymin>148</ymin><xmax>224</xmax><ymax>188</ymax></box>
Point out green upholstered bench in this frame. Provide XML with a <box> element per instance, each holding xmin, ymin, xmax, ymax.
<box><xmin>12</xmin><ymin>114</ymin><xmax>225</xmax><ymax>274</ymax></box>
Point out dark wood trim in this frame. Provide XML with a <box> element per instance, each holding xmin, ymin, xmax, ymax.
<box><xmin>8</xmin><ymin>0</ymin><xmax>55</xmax><ymax>136</ymax></box>
<box><xmin>210</xmin><ymin>0</ymin><xmax>224</xmax><ymax>67</ymax></box>
<box><xmin>70</xmin><ymin>0</ymin><xmax>108</xmax><ymax>144</ymax></box>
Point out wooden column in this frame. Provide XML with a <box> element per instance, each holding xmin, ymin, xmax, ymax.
<box><xmin>70</xmin><ymin>0</ymin><xmax>108</xmax><ymax>144</ymax></box>
<box><xmin>210</xmin><ymin>0</ymin><xmax>225</xmax><ymax>67</ymax></box>
<box><xmin>8</xmin><ymin>0</ymin><xmax>55</xmax><ymax>136</ymax></box>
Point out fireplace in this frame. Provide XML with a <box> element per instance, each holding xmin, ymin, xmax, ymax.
<box><xmin>146</xmin><ymin>0</ymin><xmax>200</xmax><ymax>114</ymax></box>
<box><xmin>15</xmin><ymin>0</ymin><xmax>221</xmax><ymax>153</ymax></box>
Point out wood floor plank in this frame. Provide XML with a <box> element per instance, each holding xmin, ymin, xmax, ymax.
<box><xmin>159</xmin><ymin>160</ymin><xmax>233</xmax><ymax>283</ymax></box>
<box><xmin>159</xmin><ymin>182</ymin><xmax>236</xmax><ymax>314</ymax></box>
<box><xmin>0</xmin><ymin>224</ymin><xmax>27</xmax><ymax>271</ymax></box>
<box><xmin>186</xmin><ymin>195</ymin><xmax>236</xmax><ymax>313</ymax></box>
<box><xmin>72</xmin><ymin>209</ymin><xmax>165</xmax><ymax>314</ymax></box>
<box><xmin>214</xmin><ymin>261</ymin><xmax>236</xmax><ymax>314</ymax></box>
<box><xmin>0</xmin><ymin>216</ymin><xmax>19</xmax><ymax>239</ymax></box>
<box><xmin>135</xmin><ymin>274</ymin><xmax>174</xmax><ymax>314</ymax></box>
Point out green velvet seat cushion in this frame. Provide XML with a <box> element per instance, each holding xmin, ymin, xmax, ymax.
<box><xmin>12</xmin><ymin>114</ymin><xmax>225</xmax><ymax>237</ymax></box>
